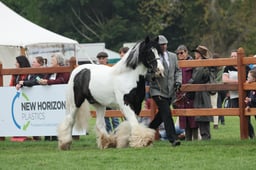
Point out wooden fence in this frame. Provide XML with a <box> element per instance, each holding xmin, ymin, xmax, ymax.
<box><xmin>1</xmin><ymin>48</ymin><xmax>256</xmax><ymax>139</ymax></box>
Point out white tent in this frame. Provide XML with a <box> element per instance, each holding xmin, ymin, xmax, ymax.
<box><xmin>0</xmin><ymin>1</ymin><xmax>78</xmax><ymax>47</ymax></box>
<box><xmin>77</xmin><ymin>43</ymin><xmax>121</xmax><ymax>64</ymax></box>
<box><xmin>0</xmin><ymin>1</ymin><xmax>78</xmax><ymax>85</ymax></box>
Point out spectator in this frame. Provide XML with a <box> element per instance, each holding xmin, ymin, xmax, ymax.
<box><xmin>174</xmin><ymin>44</ymin><xmax>198</xmax><ymax>141</ymax></box>
<box><xmin>38</xmin><ymin>53</ymin><xmax>70</xmax><ymax>141</ymax></box>
<box><xmin>39</xmin><ymin>54</ymin><xmax>69</xmax><ymax>85</ymax></box>
<box><xmin>9</xmin><ymin>55</ymin><xmax>31</xmax><ymax>86</ymax></box>
<box><xmin>190</xmin><ymin>45</ymin><xmax>213</xmax><ymax>140</ymax></box>
<box><xmin>211</xmin><ymin>53</ymin><xmax>226</xmax><ymax>128</ymax></box>
<box><xmin>15</xmin><ymin>56</ymin><xmax>45</xmax><ymax>141</ymax></box>
<box><xmin>148</xmin><ymin>35</ymin><xmax>182</xmax><ymax>147</ymax></box>
<box><xmin>7</xmin><ymin>55</ymin><xmax>31</xmax><ymax>142</ymax></box>
<box><xmin>16</xmin><ymin>56</ymin><xmax>44</xmax><ymax>140</ymax></box>
<box><xmin>222</xmin><ymin>50</ymin><xmax>252</xmax><ymax>138</ymax></box>
<box><xmin>159</xmin><ymin>118</ymin><xmax>185</xmax><ymax>141</ymax></box>
<box><xmin>119</xmin><ymin>47</ymin><xmax>129</xmax><ymax>58</ymax></box>
<box><xmin>97</xmin><ymin>52</ymin><xmax>120</xmax><ymax>132</ymax></box>
<box><xmin>244</xmin><ymin>68</ymin><xmax>256</xmax><ymax>139</ymax></box>
<box><xmin>16</xmin><ymin>56</ymin><xmax>45</xmax><ymax>90</ymax></box>
<box><xmin>248</xmin><ymin>55</ymin><xmax>256</xmax><ymax>69</ymax></box>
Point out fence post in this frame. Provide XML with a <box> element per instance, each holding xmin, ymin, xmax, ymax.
<box><xmin>237</xmin><ymin>47</ymin><xmax>248</xmax><ymax>139</ymax></box>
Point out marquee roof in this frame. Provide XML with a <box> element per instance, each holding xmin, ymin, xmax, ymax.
<box><xmin>0</xmin><ymin>2</ymin><xmax>78</xmax><ymax>47</ymax></box>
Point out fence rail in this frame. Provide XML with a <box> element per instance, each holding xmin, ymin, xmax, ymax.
<box><xmin>1</xmin><ymin>48</ymin><xmax>256</xmax><ymax>139</ymax></box>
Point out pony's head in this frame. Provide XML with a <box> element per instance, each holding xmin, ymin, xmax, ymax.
<box><xmin>126</xmin><ymin>36</ymin><xmax>164</xmax><ymax>77</ymax></box>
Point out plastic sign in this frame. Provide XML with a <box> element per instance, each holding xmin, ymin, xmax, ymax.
<box><xmin>0</xmin><ymin>84</ymin><xmax>86</xmax><ymax>136</ymax></box>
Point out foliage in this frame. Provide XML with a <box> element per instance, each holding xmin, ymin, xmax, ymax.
<box><xmin>138</xmin><ymin>0</ymin><xmax>173</xmax><ymax>35</ymax></box>
<box><xmin>2</xmin><ymin>0</ymin><xmax>256</xmax><ymax>55</ymax></box>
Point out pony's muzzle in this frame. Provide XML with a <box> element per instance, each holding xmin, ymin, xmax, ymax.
<box><xmin>155</xmin><ymin>68</ymin><xmax>164</xmax><ymax>77</ymax></box>
<box><xmin>155</xmin><ymin>60</ymin><xmax>164</xmax><ymax>77</ymax></box>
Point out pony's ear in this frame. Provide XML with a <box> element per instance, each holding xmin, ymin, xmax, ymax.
<box><xmin>153</xmin><ymin>36</ymin><xmax>159</xmax><ymax>43</ymax></box>
<box><xmin>145</xmin><ymin>36</ymin><xmax>150</xmax><ymax>43</ymax></box>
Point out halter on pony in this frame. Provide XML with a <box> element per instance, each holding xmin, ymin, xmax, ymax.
<box><xmin>57</xmin><ymin>36</ymin><xmax>164</xmax><ymax>150</ymax></box>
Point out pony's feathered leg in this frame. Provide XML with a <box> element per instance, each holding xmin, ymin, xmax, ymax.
<box><xmin>120</xmin><ymin>105</ymin><xmax>155</xmax><ymax>148</ymax></box>
<box><xmin>57</xmin><ymin>111</ymin><xmax>75</xmax><ymax>150</ymax></box>
<box><xmin>74</xmin><ymin>100</ymin><xmax>90</xmax><ymax>132</ymax></box>
<box><xmin>58</xmin><ymin>98</ymin><xmax>90</xmax><ymax>150</ymax></box>
<box><xmin>57</xmin><ymin>78</ymin><xmax>75</xmax><ymax>150</ymax></box>
<box><xmin>94</xmin><ymin>104</ymin><xmax>117</xmax><ymax>149</ymax></box>
<box><xmin>94</xmin><ymin>105</ymin><xmax>107</xmax><ymax>134</ymax></box>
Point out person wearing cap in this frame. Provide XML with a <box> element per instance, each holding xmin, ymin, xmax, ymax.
<box><xmin>189</xmin><ymin>45</ymin><xmax>213</xmax><ymax>140</ymax></box>
<box><xmin>148</xmin><ymin>35</ymin><xmax>182</xmax><ymax>147</ymax></box>
<box><xmin>97</xmin><ymin>52</ymin><xmax>109</xmax><ymax>65</ymax></box>
<box><xmin>96</xmin><ymin>51</ymin><xmax>120</xmax><ymax>133</ymax></box>
<box><xmin>173</xmin><ymin>44</ymin><xmax>199</xmax><ymax>141</ymax></box>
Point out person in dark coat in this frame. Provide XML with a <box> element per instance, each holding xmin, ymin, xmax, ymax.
<box><xmin>15</xmin><ymin>56</ymin><xmax>45</xmax><ymax>141</ymax></box>
<box><xmin>8</xmin><ymin>55</ymin><xmax>31</xmax><ymax>142</ymax></box>
<box><xmin>189</xmin><ymin>45</ymin><xmax>213</xmax><ymax>140</ymax></box>
<box><xmin>16</xmin><ymin>56</ymin><xmax>45</xmax><ymax>90</ymax></box>
<box><xmin>173</xmin><ymin>45</ymin><xmax>198</xmax><ymax>141</ymax></box>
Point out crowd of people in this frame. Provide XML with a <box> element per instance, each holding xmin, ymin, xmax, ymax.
<box><xmin>1</xmin><ymin>34</ymin><xmax>255</xmax><ymax>145</ymax></box>
<box><xmin>148</xmin><ymin>34</ymin><xmax>256</xmax><ymax>145</ymax></box>
<box><xmin>0</xmin><ymin>53</ymin><xmax>70</xmax><ymax>141</ymax></box>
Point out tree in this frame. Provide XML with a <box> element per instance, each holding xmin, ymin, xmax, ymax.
<box><xmin>161</xmin><ymin>0</ymin><xmax>256</xmax><ymax>56</ymax></box>
<box><xmin>2</xmin><ymin>0</ymin><xmax>256</xmax><ymax>55</ymax></box>
<box><xmin>137</xmin><ymin>0</ymin><xmax>173</xmax><ymax>35</ymax></box>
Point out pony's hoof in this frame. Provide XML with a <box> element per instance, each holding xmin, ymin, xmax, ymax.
<box><xmin>59</xmin><ymin>141</ymin><xmax>72</xmax><ymax>150</ymax></box>
<box><xmin>97</xmin><ymin>133</ymin><xmax>117</xmax><ymax>149</ymax></box>
<box><xmin>129</xmin><ymin>125</ymin><xmax>155</xmax><ymax>148</ymax></box>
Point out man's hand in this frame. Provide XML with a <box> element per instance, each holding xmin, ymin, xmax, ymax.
<box><xmin>174</xmin><ymin>82</ymin><xmax>182</xmax><ymax>92</ymax></box>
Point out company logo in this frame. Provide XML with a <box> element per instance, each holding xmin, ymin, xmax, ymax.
<box><xmin>11</xmin><ymin>91</ymin><xmax>30</xmax><ymax>131</ymax></box>
<box><xmin>11</xmin><ymin>90</ymin><xmax>66</xmax><ymax>131</ymax></box>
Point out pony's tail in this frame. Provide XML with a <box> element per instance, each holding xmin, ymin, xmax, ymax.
<box><xmin>74</xmin><ymin>100</ymin><xmax>91</xmax><ymax>132</ymax></box>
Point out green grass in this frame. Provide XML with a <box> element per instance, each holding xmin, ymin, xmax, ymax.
<box><xmin>1</xmin><ymin>116</ymin><xmax>256</xmax><ymax>170</ymax></box>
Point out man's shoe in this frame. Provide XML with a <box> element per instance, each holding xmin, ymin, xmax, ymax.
<box><xmin>171</xmin><ymin>140</ymin><xmax>181</xmax><ymax>147</ymax></box>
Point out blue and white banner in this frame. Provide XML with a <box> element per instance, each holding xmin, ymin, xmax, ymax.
<box><xmin>0</xmin><ymin>84</ymin><xmax>86</xmax><ymax>136</ymax></box>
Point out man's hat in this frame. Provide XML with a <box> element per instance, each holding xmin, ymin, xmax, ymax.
<box><xmin>96</xmin><ymin>52</ymin><xmax>108</xmax><ymax>58</ymax></box>
<box><xmin>158</xmin><ymin>35</ymin><xmax>168</xmax><ymax>44</ymax></box>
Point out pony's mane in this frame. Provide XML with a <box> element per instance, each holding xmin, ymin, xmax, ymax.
<box><xmin>111</xmin><ymin>41</ymin><xmax>142</xmax><ymax>74</ymax></box>
<box><xmin>125</xmin><ymin>42</ymin><xmax>141</xmax><ymax>69</ymax></box>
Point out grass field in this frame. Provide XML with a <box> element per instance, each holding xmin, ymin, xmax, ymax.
<box><xmin>1</xmin><ymin>116</ymin><xmax>256</xmax><ymax>170</ymax></box>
